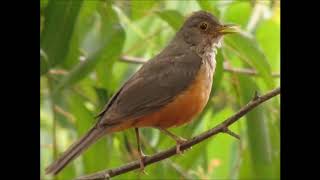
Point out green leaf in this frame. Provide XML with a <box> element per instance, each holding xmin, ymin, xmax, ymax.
<box><xmin>40</xmin><ymin>49</ymin><xmax>49</xmax><ymax>75</ymax></box>
<box><xmin>130</xmin><ymin>0</ymin><xmax>157</xmax><ymax>20</ymax></box>
<box><xmin>50</xmin><ymin>1</ymin><xmax>99</xmax><ymax>70</ymax></box>
<box><xmin>40</xmin><ymin>0</ymin><xmax>83</xmax><ymax>75</ymax></box>
<box><xmin>67</xmin><ymin>93</ymin><xmax>110</xmax><ymax>174</ymax></box>
<box><xmin>229</xmin><ymin>141</ymin><xmax>240</xmax><ymax>179</ymax></box>
<box><xmin>222</xmin><ymin>1</ymin><xmax>252</xmax><ymax>28</ymax></box>
<box><xmin>54</xmin><ymin>3</ymin><xmax>125</xmax><ymax>93</ymax></box>
<box><xmin>224</xmin><ymin>33</ymin><xmax>275</xmax><ymax>88</ymax></box>
<box><xmin>94</xmin><ymin>87</ymin><xmax>110</xmax><ymax>110</ymax></box>
<box><xmin>57</xmin><ymin>162</ymin><xmax>76</xmax><ymax>180</ymax></box>
<box><xmin>40</xmin><ymin>0</ymin><xmax>48</xmax><ymax>9</ymax></box>
<box><xmin>164</xmin><ymin>0</ymin><xmax>201</xmax><ymax>16</ymax></box>
<box><xmin>256</xmin><ymin>19</ymin><xmax>280</xmax><ymax>71</ymax></box>
<box><xmin>211</xmin><ymin>49</ymin><xmax>224</xmax><ymax>96</ymax></box>
<box><xmin>157</xmin><ymin>10</ymin><xmax>184</xmax><ymax>30</ymax></box>
<box><xmin>62</xmin><ymin>27</ymin><xmax>80</xmax><ymax>69</ymax></box>
<box><xmin>53</xmin><ymin>52</ymin><xmax>98</xmax><ymax>93</ymax></box>
<box><xmin>196</xmin><ymin>0</ymin><xmax>220</xmax><ymax>17</ymax></box>
<box><xmin>267</xmin><ymin>111</ymin><xmax>280</xmax><ymax>179</ymax></box>
<box><xmin>176</xmin><ymin>138</ymin><xmax>210</xmax><ymax>170</ymax></box>
<box><xmin>239</xmin><ymin>146</ymin><xmax>254</xmax><ymax>178</ymax></box>
<box><xmin>95</xmin><ymin>5</ymin><xmax>126</xmax><ymax>91</ymax></box>
<box><xmin>205</xmin><ymin>107</ymin><xmax>237</xmax><ymax>179</ymax></box>
<box><xmin>238</xmin><ymin>75</ymin><xmax>274</xmax><ymax>179</ymax></box>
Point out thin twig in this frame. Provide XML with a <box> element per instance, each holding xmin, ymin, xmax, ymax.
<box><xmin>53</xmin><ymin>105</ymin><xmax>76</xmax><ymax>124</ymax></box>
<box><xmin>119</xmin><ymin>55</ymin><xmax>280</xmax><ymax>78</ymax></box>
<box><xmin>222</xmin><ymin>127</ymin><xmax>240</xmax><ymax>140</ymax></box>
<box><xmin>76</xmin><ymin>87</ymin><xmax>280</xmax><ymax>180</ymax></box>
<box><xmin>223</xmin><ymin>65</ymin><xmax>280</xmax><ymax>77</ymax></box>
<box><xmin>120</xmin><ymin>55</ymin><xmax>147</xmax><ymax>64</ymax></box>
<box><xmin>49</xmin><ymin>69</ymin><xmax>68</xmax><ymax>75</ymax></box>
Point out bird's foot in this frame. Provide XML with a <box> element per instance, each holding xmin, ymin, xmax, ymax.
<box><xmin>138</xmin><ymin>153</ymin><xmax>149</xmax><ymax>175</ymax></box>
<box><xmin>175</xmin><ymin>137</ymin><xmax>188</xmax><ymax>154</ymax></box>
<box><xmin>156</xmin><ymin>127</ymin><xmax>189</xmax><ymax>154</ymax></box>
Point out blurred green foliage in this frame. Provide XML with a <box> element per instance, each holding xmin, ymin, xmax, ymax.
<box><xmin>40</xmin><ymin>0</ymin><xmax>280</xmax><ymax>179</ymax></box>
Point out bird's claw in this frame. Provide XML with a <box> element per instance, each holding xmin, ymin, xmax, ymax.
<box><xmin>138</xmin><ymin>154</ymin><xmax>149</xmax><ymax>175</ymax></box>
<box><xmin>175</xmin><ymin>137</ymin><xmax>188</xmax><ymax>154</ymax></box>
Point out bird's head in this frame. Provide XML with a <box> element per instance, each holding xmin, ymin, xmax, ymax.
<box><xmin>180</xmin><ymin>11</ymin><xmax>239</xmax><ymax>51</ymax></box>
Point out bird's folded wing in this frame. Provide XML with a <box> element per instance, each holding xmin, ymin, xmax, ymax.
<box><xmin>97</xmin><ymin>51</ymin><xmax>203</xmax><ymax>127</ymax></box>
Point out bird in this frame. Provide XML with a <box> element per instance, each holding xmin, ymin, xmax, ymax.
<box><xmin>45</xmin><ymin>10</ymin><xmax>238</xmax><ymax>175</ymax></box>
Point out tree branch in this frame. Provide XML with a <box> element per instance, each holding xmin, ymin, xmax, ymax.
<box><xmin>120</xmin><ymin>55</ymin><xmax>280</xmax><ymax>78</ymax></box>
<box><xmin>222</xmin><ymin>127</ymin><xmax>240</xmax><ymax>140</ymax></box>
<box><xmin>76</xmin><ymin>87</ymin><xmax>280</xmax><ymax>180</ymax></box>
<box><xmin>120</xmin><ymin>55</ymin><xmax>147</xmax><ymax>64</ymax></box>
<box><xmin>223</xmin><ymin>65</ymin><xmax>280</xmax><ymax>77</ymax></box>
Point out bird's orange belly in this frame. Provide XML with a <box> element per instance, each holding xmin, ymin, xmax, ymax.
<box><xmin>134</xmin><ymin>64</ymin><xmax>213</xmax><ymax>129</ymax></box>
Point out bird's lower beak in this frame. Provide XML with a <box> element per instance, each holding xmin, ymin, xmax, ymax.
<box><xmin>218</xmin><ymin>24</ymin><xmax>240</xmax><ymax>35</ymax></box>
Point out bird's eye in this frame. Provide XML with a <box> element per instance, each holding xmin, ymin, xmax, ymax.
<box><xmin>199</xmin><ymin>22</ymin><xmax>208</xmax><ymax>31</ymax></box>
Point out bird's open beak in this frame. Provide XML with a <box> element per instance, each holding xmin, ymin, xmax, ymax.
<box><xmin>218</xmin><ymin>24</ymin><xmax>240</xmax><ymax>35</ymax></box>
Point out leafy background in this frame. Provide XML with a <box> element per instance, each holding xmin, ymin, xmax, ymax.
<box><xmin>40</xmin><ymin>0</ymin><xmax>280</xmax><ymax>179</ymax></box>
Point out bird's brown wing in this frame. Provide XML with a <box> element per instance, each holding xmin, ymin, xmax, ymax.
<box><xmin>97</xmin><ymin>51</ymin><xmax>203</xmax><ymax>127</ymax></box>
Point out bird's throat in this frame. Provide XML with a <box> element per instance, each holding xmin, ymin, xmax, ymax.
<box><xmin>196</xmin><ymin>37</ymin><xmax>222</xmax><ymax>71</ymax></box>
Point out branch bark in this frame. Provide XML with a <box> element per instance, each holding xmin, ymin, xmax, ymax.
<box><xmin>223</xmin><ymin>66</ymin><xmax>280</xmax><ymax>77</ymax></box>
<box><xmin>76</xmin><ymin>87</ymin><xmax>280</xmax><ymax>180</ymax></box>
<box><xmin>120</xmin><ymin>55</ymin><xmax>280</xmax><ymax>78</ymax></box>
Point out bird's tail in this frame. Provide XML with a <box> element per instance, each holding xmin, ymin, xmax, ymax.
<box><xmin>45</xmin><ymin>127</ymin><xmax>106</xmax><ymax>175</ymax></box>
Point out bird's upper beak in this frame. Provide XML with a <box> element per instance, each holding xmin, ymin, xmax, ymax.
<box><xmin>217</xmin><ymin>24</ymin><xmax>240</xmax><ymax>35</ymax></box>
